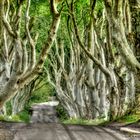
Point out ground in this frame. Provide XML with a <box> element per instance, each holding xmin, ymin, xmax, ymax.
<box><xmin>0</xmin><ymin>121</ymin><xmax>140</xmax><ymax>140</ymax></box>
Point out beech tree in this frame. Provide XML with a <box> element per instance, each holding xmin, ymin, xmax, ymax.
<box><xmin>129</xmin><ymin>0</ymin><xmax>140</xmax><ymax>111</ymax></box>
<box><xmin>0</xmin><ymin>0</ymin><xmax>139</xmax><ymax>122</ymax></box>
<box><xmin>47</xmin><ymin>0</ymin><xmax>140</xmax><ymax>120</ymax></box>
<box><xmin>0</xmin><ymin>0</ymin><xmax>62</xmax><ymax>111</ymax></box>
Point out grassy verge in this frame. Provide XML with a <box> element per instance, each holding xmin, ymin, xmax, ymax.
<box><xmin>62</xmin><ymin>118</ymin><xmax>106</xmax><ymax>125</ymax></box>
<box><xmin>117</xmin><ymin>114</ymin><xmax>140</xmax><ymax>124</ymax></box>
<box><xmin>0</xmin><ymin>110</ymin><xmax>30</xmax><ymax>123</ymax></box>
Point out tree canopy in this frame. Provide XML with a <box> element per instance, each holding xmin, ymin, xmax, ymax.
<box><xmin>0</xmin><ymin>0</ymin><xmax>140</xmax><ymax>122</ymax></box>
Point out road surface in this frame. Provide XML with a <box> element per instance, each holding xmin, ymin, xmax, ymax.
<box><xmin>0</xmin><ymin>122</ymin><xmax>140</xmax><ymax>140</ymax></box>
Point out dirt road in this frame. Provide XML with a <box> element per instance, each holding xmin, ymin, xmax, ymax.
<box><xmin>0</xmin><ymin>122</ymin><xmax>140</xmax><ymax>140</ymax></box>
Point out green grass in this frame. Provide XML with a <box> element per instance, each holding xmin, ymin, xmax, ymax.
<box><xmin>62</xmin><ymin>118</ymin><xmax>106</xmax><ymax>125</ymax></box>
<box><xmin>0</xmin><ymin>115</ymin><xmax>23</xmax><ymax>122</ymax></box>
<box><xmin>17</xmin><ymin>110</ymin><xmax>30</xmax><ymax>122</ymax></box>
<box><xmin>0</xmin><ymin>110</ymin><xmax>30</xmax><ymax>123</ymax></box>
<box><xmin>117</xmin><ymin>114</ymin><xmax>140</xmax><ymax>124</ymax></box>
<box><xmin>63</xmin><ymin>113</ymin><xmax>140</xmax><ymax>126</ymax></box>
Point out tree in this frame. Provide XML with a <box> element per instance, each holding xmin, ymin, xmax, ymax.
<box><xmin>129</xmin><ymin>0</ymin><xmax>140</xmax><ymax>110</ymax></box>
<box><xmin>0</xmin><ymin>0</ymin><xmax>139</xmax><ymax>122</ymax></box>
<box><xmin>0</xmin><ymin>0</ymin><xmax>62</xmax><ymax>110</ymax></box>
<box><xmin>47</xmin><ymin>0</ymin><xmax>140</xmax><ymax>120</ymax></box>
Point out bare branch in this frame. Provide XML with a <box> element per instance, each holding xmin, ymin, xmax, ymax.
<box><xmin>36</xmin><ymin>0</ymin><xmax>61</xmax><ymax>70</ymax></box>
<box><xmin>25</xmin><ymin>0</ymin><xmax>36</xmax><ymax>69</ymax></box>
<box><xmin>18</xmin><ymin>0</ymin><xmax>62</xmax><ymax>88</ymax></box>
<box><xmin>2</xmin><ymin>17</ymin><xmax>16</xmax><ymax>37</ymax></box>
<box><xmin>70</xmin><ymin>11</ymin><xmax>111</xmax><ymax>77</ymax></box>
<box><xmin>21</xmin><ymin>40</ymin><xmax>28</xmax><ymax>73</ymax></box>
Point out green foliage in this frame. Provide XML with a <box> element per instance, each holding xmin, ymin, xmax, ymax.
<box><xmin>56</xmin><ymin>104</ymin><xmax>68</xmax><ymax>121</ymax></box>
<box><xmin>5</xmin><ymin>101</ymin><xmax>12</xmax><ymax>116</ymax></box>
<box><xmin>94</xmin><ymin>0</ymin><xmax>104</xmax><ymax>13</ymax></box>
<box><xmin>0</xmin><ymin>115</ymin><xmax>5</xmax><ymax>121</ymax></box>
<box><xmin>30</xmin><ymin>0</ymin><xmax>51</xmax><ymax>54</ymax></box>
<box><xmin>17</xmin><ymin>110</ymin><xmax>30</xmax><ymax>122</ymax></box>
<box><xmin>29</xmin><ymin>83</ymin><xmax>53</xmax><ymax>104</ymax></box>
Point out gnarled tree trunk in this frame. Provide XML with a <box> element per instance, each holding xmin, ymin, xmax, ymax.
<box><xmin>0</xmin><ymin>0</ymin><xmax>61</xmax><ymax>111</ymax></box>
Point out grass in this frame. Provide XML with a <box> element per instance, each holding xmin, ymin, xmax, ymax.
<box><xmin>17</xmin><ymin>110</ymin><xmax>30</xmax><ymax>122</ymax></box>
<box><xmin>1</xmin><ymin>108</ymin><xmax>140</xmax><ymax>126</ymax></box>
<box><xmin>63</xmin><ymin>112</ymin><xmax>140</xmax><ymax>126</ymax></box>
<box><xmin>0</xmin><ymin>115</ymin><xmax>23</xmax><ymax>122</ymax></box>
<box><xmin>0</xmin><ymin>106</ymin><xmax>32</xmax><ymax>122</ymax></box>
<box><xmin>62</xmin><ymin>118</ymin><xmax>106</xmax><ymax>125</ymax></box>
<box><xmin>117</xmin><ymin>114</ymin><xmax>140</xmax><ymax>124</ymax></box>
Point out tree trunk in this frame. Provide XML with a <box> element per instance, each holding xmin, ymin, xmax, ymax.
<box><xmin>0</xmin><ymin>0</ymin><xmax>61</xmax><ymax>110</ymax></box>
